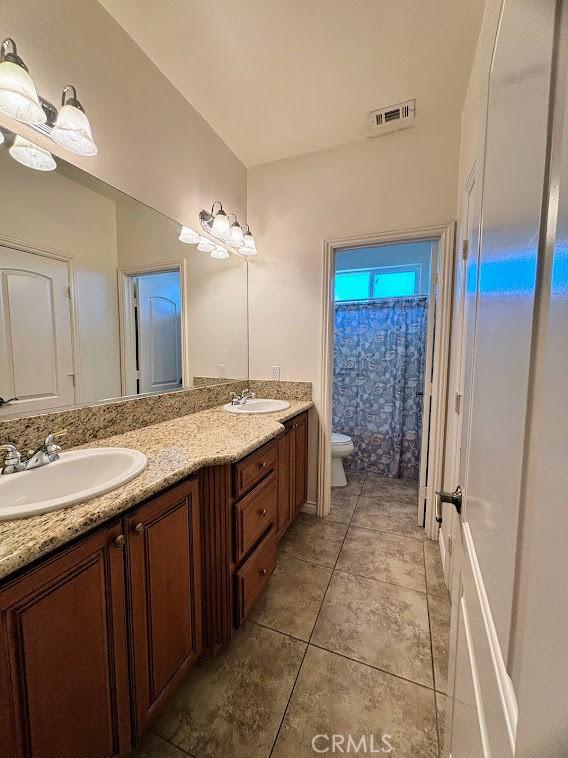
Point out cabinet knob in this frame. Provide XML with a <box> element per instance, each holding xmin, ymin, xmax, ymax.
<box><xmin>260</xmin><ymin>568</ymin><xmax>268</xmax><ymax>577</ymax></box>
<box><xmin>134</xmin><ymin>522</ymin><xmax>145</xmax><ymax>535</ymax></box>
<box><xmin>114</xmin><ymin>534</ymin><xmax>126</xmax><ymax>548</ymax></box>
<box><xmin>259</xmin><ymin>508</ymin><xmax>268</xmax><ymax>516</ymax></box>
<box><xmin>259</xmin><ymin>461</ymin><xmax>267</xmax><ymax>469</ymax></box>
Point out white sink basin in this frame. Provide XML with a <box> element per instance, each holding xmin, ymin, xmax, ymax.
<box><xmin>223</xmin><ymin>398</ymin><xmax>291</xmax><ymax>414</ymax></box>
<box><xmin>0</xmin><ymin>447</ymin><xmax>147</xmax><ymax>520</ymax></box>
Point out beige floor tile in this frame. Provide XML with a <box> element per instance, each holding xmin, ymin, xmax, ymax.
<box><xmin>312</xmin><ymin>570</ymin><xmax>433</xmax><ymax>687</ymax></box>
<box><xmin>129</xmin><ymin>732</ymin><xmax>190</xmax><ymax>758</ymax></box>
<box><xmin>362</xmin><ymin>473</ymin><xmax>418</xmax><ymax>500</ymax></box>
<box><xmin>334</xmin><ymin>470</ymin><xmax>366</xmax><ymax>496</ymax></box>
<box><xmin>271</xmin><ymin>646</ymin><xmax>438</xmax><ymax>758</ymax></box>
<box><xmin>280</xmin><ymin>513</ymin><xmax>348</xmax><ymax>567</ymax></box>
<box><xmin>249</xmin><ymin>554</ymin><xmax>332</xmax><ymax>640</ymax></box>
<box><xmin>429</xmin><ymin>592</ymin><xmax>451</xmax><ymax>695</ymax></box>
<box><xmin>436</xmin><ymin>691</ymin><xmax>449</xmax><ymax>755</ymax></box>
<box><xmin>352</xmin><ymin>496</ymin><xmax>423</xmax><ymax>540</ymax></box>
<box><xmin>337</xmin><ymin>525</ymin><xmax>426</xmax><ymax>592</ymax></box>
<box><xmin>424</xmin><ymin>539</ymin><xmax>449</xmax><ymax>597</ymax></box>
<box><xmin>153</xmin><ymin>621</ymin><xmax>306</xmax><ymax>758</ymax></box>
<box><xmin>327</xmin><ymin>491</ymin><xmax>359</xmax><ymax>524</ymax></box>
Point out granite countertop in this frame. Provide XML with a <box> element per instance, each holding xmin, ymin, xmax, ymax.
<box><xmin>0</xmin><ymin>400</ymin><xmax>313</xmax><ymax>582</ymax></box>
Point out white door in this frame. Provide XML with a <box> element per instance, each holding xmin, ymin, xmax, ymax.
<box><xmin>445</xmin><ymin>1</ymin><xmax>556</xmax><ymax>755</ymax></box>
<box><xmin>136</xmin><ymin>271</ymin><xmax>182</xmax><ymax>394</ymax></box>
<box><xmin>0</xmin><ymin>245</ymin><xmax>76</xmax><ymax>414</ymax></box>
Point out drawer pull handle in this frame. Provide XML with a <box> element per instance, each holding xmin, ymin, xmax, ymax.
<box><xmin>259</xmin><ymin>508</ymin><xmax>268</xmax><ymax>516</ymax></box>
<box><xmin>134</xmin><ymin>523</ymin><xmax>145</xmax><ymax>535</ymax></box>
<box><xmin>114</xmin><ymin>534</ymin><xmax>126</xmax><ymax>548</ymax></box>
<box><xmin>260</xmin><ymin>568</ymin><xmax>268</xmax><ymax>577</ymax></box>
<box><xmin>259</xmin><ymin>461</ymin><xmax>267</xmax><ymax>469</ymax></box>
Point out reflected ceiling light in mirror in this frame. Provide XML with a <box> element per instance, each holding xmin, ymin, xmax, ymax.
<box><xmin>9</xmin><ymin>134</ymin><xmax>56</xmax><ymax>171</ymax></box>
<box><xmin>211</xmin><ymin>245</ymin><xmax>230</xmax><ymax>260</ymax></box>
<box><xmin>197</xmin><ymin>236</ymin><xmax>216</xmax><ymax>253</ymax></box>
<box><xmin>51</xmin><ymin>85</ymin><xmax>97</xmax><ymax>156</ymax></box>
<box><xmin>239</xmin><ymin>225</ymin><xmax>258</xmax><ymax>256</ymax></box>
<box><xmin>0</xmin><ymin>38</ymin><xmax>46</xmax><ymax>125</ymax></box>
<box><xmin>178</xmin><ymin>225</ymin><xmax>200</xmax><ymax>244</ymax></box>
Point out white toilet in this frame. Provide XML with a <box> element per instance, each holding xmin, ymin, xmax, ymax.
<box><xmin>331</xmin><ymin>432</ymin><xmax>354</xmax><ymax>487</ymax></box>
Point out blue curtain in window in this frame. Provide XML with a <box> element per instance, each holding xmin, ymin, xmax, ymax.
<box><xmin>333</xmin><ymin>296</ymin><xmax>428</xmax><ymax>480</ymax></box>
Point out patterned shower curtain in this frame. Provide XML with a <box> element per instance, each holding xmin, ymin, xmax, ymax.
<box><xmin>333</xmin><ymin>296</ymin><xmax>428</xmax><ymax>480</ymax></box>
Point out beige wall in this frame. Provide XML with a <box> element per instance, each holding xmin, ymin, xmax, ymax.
<box><xmin>0</xmin><ymin>149</ymin><xmax>121</xmax><ymax>403</ymax></box>
<box><xmin>0</xmin><ymin>0</ymin><xmax>246</xmax><ymax>244</ymax></box>
<box><xmin>248</xmin><ymin>121</ymin><xmax>460</xmax><ymax>500</ymax></box>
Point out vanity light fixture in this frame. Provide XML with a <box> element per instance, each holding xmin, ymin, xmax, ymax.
<box><xmin>210</xmin><ymin>245</ymin><xmax>230</xmax><ymax>260</ymax></box>
<box><xmin>208</xmin><ymin>201</ymin><xmax>230</xmax><ymax>239</ymax></box>
<box><xmin>178</xmin><ymin>225</ymin><xmax>200</xmax><ymax>244</ymax></box>
<box><xmin>239</xmin><ymin>224</ymin><xmax>258</xmax><ymax>256</ymax></box>
<box><xmin>197</xmin><ymin>236</ymin><xmax>217</xmax><ymax>253</ymax></box>
<box><xmin>9</xmin><ymin>134</ymin><xmax>56</xmax><ymax>171</ymax></box>
<box><xmin>228</xmin><ymin>214</ymin><xmax>245</xmax><ymax>248</ymax></box>
<box><xmin>51</xmin><ymin>85</ymin><xmax>97</xmax><ymax>156</ymax></box>
<box><xmin>0</xmin><ymin>38</ymin><xmax>46</xmax><ymax>125</ymax></box>
<box><xmin>0</xmin><ymin>130</ymin><xmax>4</xmax><ymax>145</ymax></box>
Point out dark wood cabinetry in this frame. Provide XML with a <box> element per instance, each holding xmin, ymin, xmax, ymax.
<box><xmin>127</xmin><ymin>477</ymin><xmax>202</xmax><ymax>738</ymax></box>
<box><xmin>0</xmin><ymin>522</ymin><xmax>131</xmax><ymax>758</ymax></box>
<box><xmin>0</xmin><ymin>409</ymin><xmax>310</xmax><ymax>756</ymax></box>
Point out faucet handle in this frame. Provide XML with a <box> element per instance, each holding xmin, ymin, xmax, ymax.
<box><xmin>44</xmin><ymin>429</ymin><xmax>67</xmax><ymax>452</ymax></box>
<box><xmin>0</xmin><ymin>444</ymin><xmax>22</xmax><ymax>463</ymax></box>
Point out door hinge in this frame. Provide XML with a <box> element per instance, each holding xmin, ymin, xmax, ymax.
<box><xmin>455</xmin><ymin>392</ymin><xmax>462</xmax><ymax>414</ymax></box>
<box><xmin>67</xmin><ymin>372</ymin><xmax>78</xmax><ymax>387</ymax></box>
<box><xmin>64</xmin><ymin>285</ymin><xmax>72</xmax><ymax>298</ymax></box>
<box><xmin>462</xmin><ymin>239</ymin><xmax>469</xmax><ymax>259</ymax></box>
<box><xmin>448</xmin><ymin>535</ymin><xmax>453</xmax><ymax>556</ymax></box>
<box><xmin>135</xmin><ymin>370</ymin><xmax>140</xmax><ymax>380</ymax></box>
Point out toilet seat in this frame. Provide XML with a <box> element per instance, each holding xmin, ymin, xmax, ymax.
<box><xmin>332</xmin><ymin>432</ymin><xmax>352</xmax><ymax>447</ymax></box>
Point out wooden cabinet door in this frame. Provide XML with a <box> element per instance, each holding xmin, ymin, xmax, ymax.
<box><xmin>277</xmin><ymin>428</ymin><xmax>293</xmax><ymax>539</ymax></box>
<box><xmin>127</xmin><ymin>477</ymin><xmax>202</xmax><ymax>738</ymax></box>
<box><xmin>292</xmin><ymin>413</ymin><xmax>308</xmax><ymax>514</ymax></box>
<box><xmin>0</xmin><ymin>522</ymin><xmax>131</xmax><ymax>758</ymax></box>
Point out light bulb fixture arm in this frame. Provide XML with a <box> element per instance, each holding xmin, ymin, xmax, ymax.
<box><xmin>210</xmin><ymin>201</ymin><xmax>224</xmax><ymax>215</ymax></box>
<box><xmin>61</xmin><ymin>84</ymin><xmax>85</xmax><ymax>112</ymax></box>
<box><xmin>0</xmin><ymin>38</ymin><xmax>28</xmax><ymax>71</ymax></box>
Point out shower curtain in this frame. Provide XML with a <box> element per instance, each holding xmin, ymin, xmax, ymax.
<box><xmin>333</xmin><ymin>296</ymin><xmax>428</xmax><ymax>480</ymax></box>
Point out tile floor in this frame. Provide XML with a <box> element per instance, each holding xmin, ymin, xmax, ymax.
<box><xmin>132</xmin><ymin>471</ymin><xmax>451</xmax><ymax>758</ymax></box>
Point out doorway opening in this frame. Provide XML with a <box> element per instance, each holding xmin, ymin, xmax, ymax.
<box><xmin>318</xmin><ymin>225</ymin><xmax>454</xmax><ymax>538</ymax></box>
<box><xmin>119</xmin><ymin>264</ymin><xmax>186</xmax><ymax>397</ymax></box>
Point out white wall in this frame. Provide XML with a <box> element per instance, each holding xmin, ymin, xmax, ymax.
<box><xmin>0</xmin><ymin>0</ymin><xmax>246</xmax><ymax>253</ymax></box>
<box><xmin>0</xmin><ymin>149</ymin><xmax>121</xmax><ymax>403</ymax></box>
<box><xmin>248</xmin><ymin>121</ymin><xmax>460</xmax><ymax>500</ymax></box>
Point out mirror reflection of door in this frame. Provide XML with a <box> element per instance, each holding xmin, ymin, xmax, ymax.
<box><xmin>129</xmin><ymin>270</ymin><xmax>182</xmax><ymax>395</ymax></box>
<box><xmin>0</xmin><ymin>245</ymin><xmax>77</xmax><ymax>415</ymax></box>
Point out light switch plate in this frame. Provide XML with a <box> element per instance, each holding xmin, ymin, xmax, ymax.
<box><xmin>271</xmin><ymin>365</ymin><xmax>280</xmax><ymax>380</ymax></box>
<box><xmin>217</xmin><ymin>364</ymin><xmax>226</xmax><ymax>379</ymax></box>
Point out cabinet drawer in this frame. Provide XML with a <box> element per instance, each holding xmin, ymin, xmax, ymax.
<box><xmin>235</xmin><ymin>528</ymin><xmax>277</xmax><ymax>625</ymax></box>
<box><xmin>234</xmin><ymin>440</ymin><xmax>278</xmax><ymax>499</ymax></box>
<box><xmin>235</xmin><ymin>471</ymin><xmax>277</xmax><ymax>562</ymax></box>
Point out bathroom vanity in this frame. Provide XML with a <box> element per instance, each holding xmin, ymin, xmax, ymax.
<box><xmin>0</xmin><ymin>405</ymin><xmax>310</xmax><ymax>757</ymax></box>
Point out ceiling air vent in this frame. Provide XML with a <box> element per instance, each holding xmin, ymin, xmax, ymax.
<box><xmin>368</xmin><ymin>99</ymin><xmax>416</xmax><ymax>136</ymax></box>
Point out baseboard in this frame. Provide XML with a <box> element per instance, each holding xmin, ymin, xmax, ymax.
<box><xmin>301</xmin><ymin>500</ymin><xmax>317</xmax><ymax>515</ymax></box>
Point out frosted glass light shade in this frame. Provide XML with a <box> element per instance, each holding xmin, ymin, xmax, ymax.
<box><xmin>0</xmin><ymin>130</ymin><xmax>4</xmax><ymax>145</ymax></box>
<box><xmin>9</xmin><ymin>135</ymin><xmax>56</xmax><ymax>171</ymax></box>
<box><xmin>0</xmin><ymin>60</ymin><xmax>46</xmax><ymax>124</ymax></box>
<box><xmin>178</xmin><ymin>225</ymin><xmax>199</xmax><ymax>244</ymax></box>
<box><xmin>52</xmin><ymin>103</ymin><xmax>97</xmax><ymax>156</ymax></box>
<box><xmin>229</xmin><ymin>222</ymin><xmax>244</xmax><ymax>247</ymax></box>
<box><xmin>211</xmin><ymin>245</ymin><xmax>230</xmax><ymax>259</ymax></box>
<box><xmin>197</xmin><ymin>236</ymin><xmax>216</xmax><ymax>253</ymax></box>
<box><xmin>211</xmin><ymin>209</ymin><xmax>230</xmax><ymax>239</ymax></box>
<box><xmin>238</xmin><ymin>245</ymin><xmax>258</xmax><ymax>257</ymax></box>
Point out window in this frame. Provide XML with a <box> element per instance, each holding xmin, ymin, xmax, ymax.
<box><xmin>335</xmin><ymin>266</ymin><xmax>419</xmax><ymax>302</ymax></box>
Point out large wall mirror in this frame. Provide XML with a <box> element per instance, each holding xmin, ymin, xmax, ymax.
<box><xmin>0</xmin><ymin>128</ymin><xmax>248</xmax><ymax>419</ymax></box>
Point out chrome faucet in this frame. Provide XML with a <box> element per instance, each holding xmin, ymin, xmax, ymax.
<box><xmin>0</xmin><ymin>430</ymin><xmax>67</xmax><ymax>475</ymax></box>
<box><xmin>230</xmin><ymin>389</ymin><xmax>256</xmax><ymax>406</ymax></box>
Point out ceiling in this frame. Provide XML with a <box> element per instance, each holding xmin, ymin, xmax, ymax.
<box><xmin>98</xmin><ymin>0</ymin><xmax>485</xmax><ymax>167</ymax></box>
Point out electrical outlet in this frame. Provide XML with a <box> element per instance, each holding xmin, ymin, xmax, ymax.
<box><xmin>271</xmin><ymin>365</ymin><xmax>280</xmax><ymax>380</ymax></box>
<box><xmin>217</xmin><ymin>364</ymin><xmax>226</xmax><ymax>379</ymax></box>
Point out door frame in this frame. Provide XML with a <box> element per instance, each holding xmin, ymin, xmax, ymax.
<box><xmin>117</xmin><ymin>260</ymin><xmax>188</xmax><ymax>397</ymax></box>
<box><xmin>0</xmin><ymin>232</ymin><xmax>81</xmax><ymax>408</ymax></box>
<box><xmin>317</xmin><ymin>222</ymin><xmax>455</xmax><ymax>540</ymax></box>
